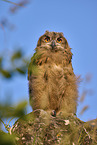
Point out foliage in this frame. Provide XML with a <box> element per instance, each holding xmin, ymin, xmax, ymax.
<box><xmin>0</xmin><ymin>101</ymin><xmax>27</xmax><ymax>119</ymax></box>
<box><xmin>0</xmin><ymin>48</ymin><xmax>29</xmax><ymax>134</ymax></box>
<box><xmin>0</xmin><ymin>130</ymin><xmax>15</xmax><ymax>145</ymax></box>
<box><xmin>0</xmin><ymin>0</ymin><xmax>30</xmax><ymax>140</ymax></box>
<box><xmin>0</xmin><ymin>49</ymin><xmax>29</xmax><ymax>79</ymax></box>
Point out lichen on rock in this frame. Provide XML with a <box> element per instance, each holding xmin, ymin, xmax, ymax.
<box><xmin>12</xmin><ymin>109</ymin><xmax>97</xmax><ymax>145</ymax></box>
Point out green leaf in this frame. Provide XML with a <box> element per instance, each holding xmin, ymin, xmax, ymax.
<box><xmin>0</xmin><ymin>69</ymin><xmax>12</xmax><ymax>78</ymax></box>
<box><xmin>0</xmin><ymin>129</ymin><xmax>16</xmax><ymax>145</ymax></box>
<box><xmin>16</xmin><ymin>67</ymin><xmax>26</xmax><ymax>74</ymax></box>
<box><xmin>0</xmin><ymin>101</ymin><xmax>27</xmax><ymax>118</ymax></box>
<box><xmin>11</xmin><ymin>50</ymin><xmax>22</xmax><ymax>62</ymax></box>
<box><xmin>79</xmin><ymin>105</ymin><xmax>89</xmax><ymax>115</ymax></box>
<box><xmin>0</xmin><ymin>57</ymin><xmax>3</xmax><ymax>69</ymax></box>
<box><xmin>12</xmin><ymin>101</ymin><xmax>27</xmax><ymax>117</ymax></box>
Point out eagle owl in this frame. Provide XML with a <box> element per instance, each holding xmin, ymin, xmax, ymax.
<box><xmin>28</xmin><ymin>31</ymin><xmax>78</xmax><ymax>116</ymax></box>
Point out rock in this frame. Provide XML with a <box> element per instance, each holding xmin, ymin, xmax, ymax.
<box><xmin>11</xmin><ymin>109</ymin><xmax>97</xmax><ymax>145</ymax></box>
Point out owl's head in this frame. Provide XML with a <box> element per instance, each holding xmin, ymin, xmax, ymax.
<box><xmin>37</xmin><ymin>31</ymin><xmax>69</xmax><ymax>52</ymax></box>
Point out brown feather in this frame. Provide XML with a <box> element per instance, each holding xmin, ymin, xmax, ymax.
<box><xmin>28</xmin><ymin>31</ymin><xmax>78</xmax><ymax>116</ymax></box>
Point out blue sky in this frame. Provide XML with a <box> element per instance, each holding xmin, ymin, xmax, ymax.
<box><xmin>0</xmin><ymin>0</ymin><xmax>97</xmax><ymax>126</ymax></box>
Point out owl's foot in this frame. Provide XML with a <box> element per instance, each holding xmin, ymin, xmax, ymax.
<box><xmin>51</xmin><ymin>110</ymin><xmax>56</xmax><ymax>117</ymax></box>
<box><xmin>46</xmin><ymin>110</ymin><xmax>56</xmax><ymax>117</ymax></box>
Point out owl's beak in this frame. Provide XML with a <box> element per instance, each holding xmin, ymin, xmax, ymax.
<box><xmin>51</xmin><ymin>40</ymin><xmax>56</xmax><ymax>49</ymax></box>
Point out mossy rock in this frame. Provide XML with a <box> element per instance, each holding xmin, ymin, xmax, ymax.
<box><xmin>11</xmin><ymin>109</ymin><xmax>97</xmax><ymax>145</ymax></box>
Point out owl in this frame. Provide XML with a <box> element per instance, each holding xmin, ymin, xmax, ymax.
<box><xmin>28</xmin><ymin>31</ymin><xmax>78</xmax><ymax>116</ymax></box>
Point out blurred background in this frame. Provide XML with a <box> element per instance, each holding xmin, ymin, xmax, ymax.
<box><xmin>0</xmin><ymin>0</ymin><xmax>97</xmax><ymax>132</ymax></box>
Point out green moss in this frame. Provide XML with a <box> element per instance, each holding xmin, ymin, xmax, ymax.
<box><xmin>10</xmin><ymin>110</ymin><xmax>97</xmax><ymax>145</ymax></box>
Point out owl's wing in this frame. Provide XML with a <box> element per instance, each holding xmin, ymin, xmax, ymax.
<box><xmin>28</xmin><ymin>52</ymin><xmax>43</xmax><ymax>80</ymax></box>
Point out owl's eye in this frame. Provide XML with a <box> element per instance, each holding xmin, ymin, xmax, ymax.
<box><xmin>44</xmin><ymin>36</ymin><xmax>50</xmax><ymax>42</ymax></box>
<box><xmin>57</xmin><ymin>38</ymin><xmax>62</xmax><ymax>43</ymax></box>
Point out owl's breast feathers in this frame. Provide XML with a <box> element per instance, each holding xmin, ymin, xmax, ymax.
<box><xmin>28</xmin><ymin>48</ymin><xmax>73</xmax><ymax>80</ymax></box>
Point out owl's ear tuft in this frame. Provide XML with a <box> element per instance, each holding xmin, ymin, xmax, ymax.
<box><xmin>45</xmin><ymin>30</ymin><xmax>49</xmax><ymax>33</ymax></box>
<box><xmin>60</xmin><ymin>32</ymin><xmax>64</xmax><ymax>36</ymax></box>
